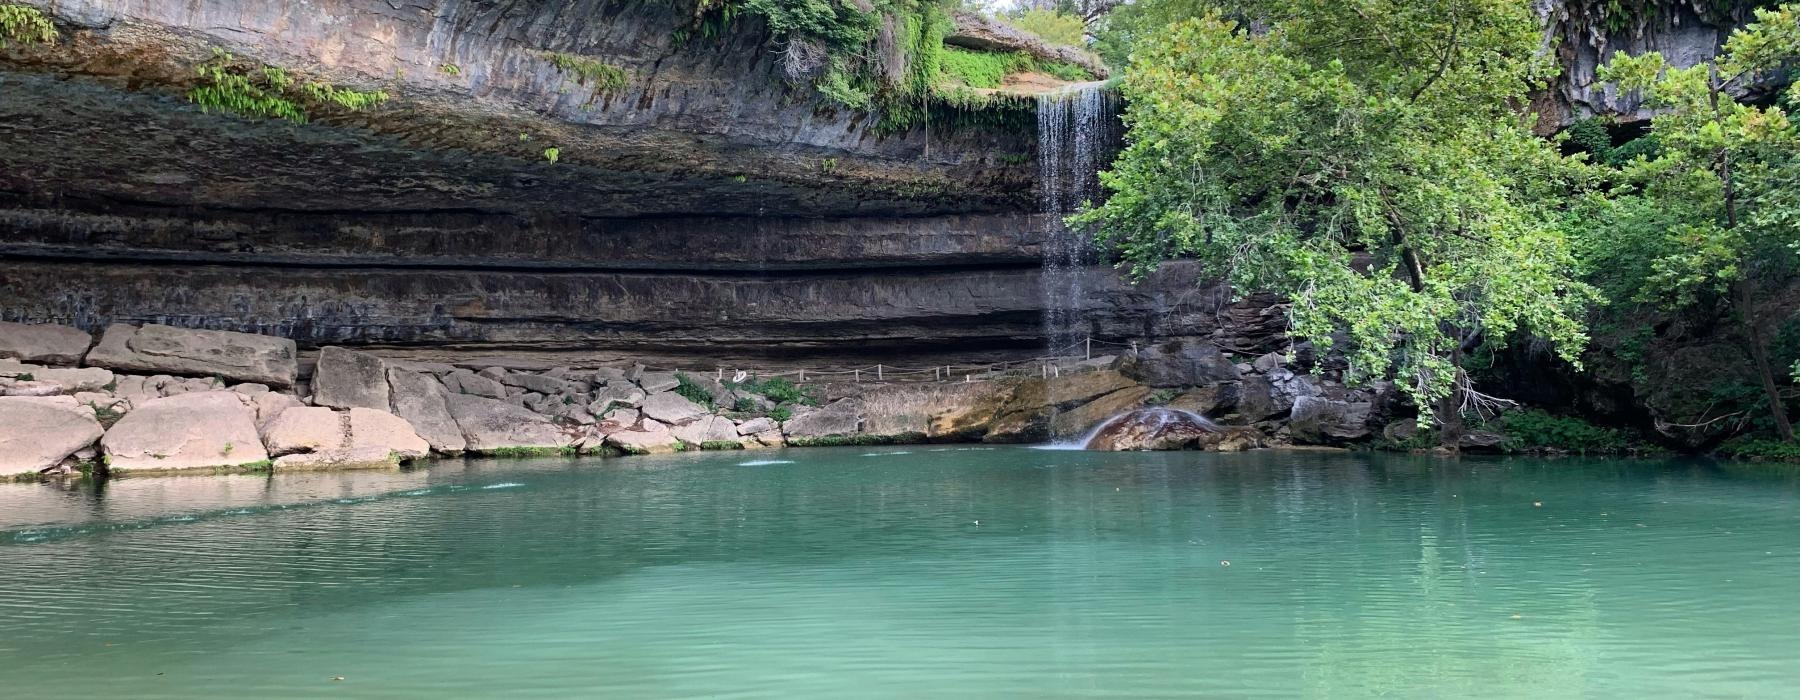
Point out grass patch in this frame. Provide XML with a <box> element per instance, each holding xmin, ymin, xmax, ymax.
<box><xmin>699</xmin><ymin>440</ymin><xmax>746</xmax><ymax>451</ymax></box>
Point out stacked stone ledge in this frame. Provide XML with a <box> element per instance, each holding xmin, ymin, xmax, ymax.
<box><xmin>2</xmin><ymin>320</ymin><xmax>1437</xmax><ymax>479</ymax></box>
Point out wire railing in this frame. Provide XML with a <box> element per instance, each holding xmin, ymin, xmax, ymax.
<box><xmin>636</xmin><ymin>338</ymin><xmax>1143</xmax><ymax>385</ymax></box>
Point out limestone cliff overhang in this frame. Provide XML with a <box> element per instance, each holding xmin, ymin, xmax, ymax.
<box><xmin>0</xmin><ymin>0</ymin><xmax>1037</xmax><ymax>219</ymax></box>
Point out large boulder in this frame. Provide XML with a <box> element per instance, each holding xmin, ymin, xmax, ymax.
<box><xmin>442</xmin><ymin>369</ymin><xmax>507</xmax><ymax>399</ymax></box>
<box><xmin>0</xmin><ymin>396</ymin><xmax>104</xmax><ymax>475</ymax></box>
<box><xmin>641</xmin><ymin>391</ymin><xmax>708</xmax><ymax>425</ymax></box>
<box><xmin>27</xmin><ymin>367</ymin><xmax>115</xmax><ymax>393</ymax></box>
<box><xmin>498</xmin><ymin>371</ymin><xmax>574</xmax><ymax>396</ymax></box>
<box><xmin>671</xmin><ymin>415</ymin><xmax>739</xmax><ymax>445</ymax></box>
<box><xmin>1168</xmin><ymin>382</ymin><xmax>1241</xmax><ymax>418</ymax></box>
<box><xmin>311</xmin><ymin>346</ymin><xmax>390</xmax><ymax>410</ymax></box>
<box><xmin>0</xmin><ymin>321</ymin><xmax>92</xmax><ymax>366</ymax></box>
<box><xmin>605</xmin><ymin>419</ymin><xmax>683</xmax><ymax>455</ymax></box>
<box><xmin>387</xmin><ymin>369</ymin><xmax>467</xmax><ymax>454</ymax></box>
<box><xmin>1240</xmin><ymin>370</ymin><xmax>1321</xmax><ymax>422</ymax></box>
<box><xmin>636</xmin><ymin>371</ymin><xmax>682</xmax><ymax>394</ymax></box>
<box><xmin>101</xmin><ymin>392</ymin><xmax>270</xmax><ymax>472</ymax></box>
<box><xmin>1085</xmin><ymin>408</ymin><xmax>1220</xmax><ymax>451</ymax></box>
<box><xmin>444</xmin><ymin>393</ymin><xmax>570</xmax><ymax>454</ymax></box>
<box><xmin>588</xmin><ymin>382</ymin><xmax>647</xmax><ymax>414</ymax></box>
<box><xmin>86</xmin><ymin>324</ymin><xmax>298</xmax><ymax>388</ymax></box>
<box><xmin>1287</xmin><ymin>396</ymin><xmax>1373</xmax><ymax>444</ymax></box>
<box><xmin>347</xmin><ymin>407</ymin><xmax>431</xmax><ymax>459</ymax></box>
<box><xmin>783</xmin><ymin>399</ymin><xmax>863</xmax><ymax>439</ymax></box>
<box><xmin>981</xmin><ymin>371</ymin><xmax>1141</xmax><ymax>443</ymax></box>
<box><xmin>1115</xmin><ymin>340</ymin><xmax>1241</xmax><ymax>388</ymax></box>
<box><xmin>260</xmin><ymin>406</ymin><xmax>346</xmax><ymax>456</ymax></box>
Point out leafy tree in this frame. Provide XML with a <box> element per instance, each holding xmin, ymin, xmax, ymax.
<box><xmin>1589</xmin><ymin>3</ymin><xmax>1800</xmax><ymax>442</ymax></box>
<box><xmin>1070</xmin><ymin>1</ymin><xmax>1600</xmax><ymax>446</ymax></box>
<box><xmin>1004</xmin><ymin>8</ymin><xmax>1087</xmax><ymax>46</ymax></box>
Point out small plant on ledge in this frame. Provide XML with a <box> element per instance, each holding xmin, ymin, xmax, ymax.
<box><xmin>0</xmin><ymin>3</ymin><xmax>56</xmax><ymax>48</ymax></box>
<box><xmin>188</xmin><ymin>48</ymin><xmax>389</xmax><ymax>123</ymax></box>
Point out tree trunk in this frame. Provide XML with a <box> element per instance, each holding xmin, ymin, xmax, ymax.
<box><xmin>1736</xmin><ymin>281</ymin><xmax>1795</xmax><ymax>442</ymax></box>
<box><xmin>1436</xmin><ymin>342</ymin><xmax>1467</xmax><ymax>451</ymax></box>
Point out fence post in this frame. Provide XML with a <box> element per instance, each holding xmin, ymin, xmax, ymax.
<box><xmin>1086</xmin><ymin>338</ymin><xmax>1092</xmax><ymax>360</ymax></box>
<box><xmin>855</xmin><ymin>368</ymin><xmax>861</xmax><ymax>382</ymax></box>
<box><xmin>799</xmin><ymin>369</ymin><xmax>806</xmax><ymax>383</ymax></box>
<box><xmin>716</xmin><ymin>367</ymin><xmax>723</xmax><ymax>381</ymax></box>
<box><xmin>877</xmin><ymin>364</ymin><xmax>883</xmax><ymax>380</ymax></box>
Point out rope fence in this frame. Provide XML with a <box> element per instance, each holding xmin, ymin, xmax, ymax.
<box><xmin>633</xmin><ymin>338</ymin><xmax>1143</xmax><ymax>386</ymax></box>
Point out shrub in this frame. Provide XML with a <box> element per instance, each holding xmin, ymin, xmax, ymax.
<box><xmin>0</xmin><ymin>3</ymin><xmax>56</xmax><ymax>47</ymax></box>
<box><xmin>1003</xmin><ymin>8</ymin><xmax>1085</xmax><ymax>46</ymax></box>
<box><xmin>1717</xmin><ymin>436</ymin><xmax>1800</xmax><ymax>461</ymax></box>
<box><xmin>769</xmin><ymin>405</ymin><xmax>793</xmax><ymax>423</ymax></box>
<box><xmin>699</xmin><ymin>440</ymin><xmax>746</xmax><ymax>451</ymax></box>
<box><xmin>674</xmin><ymin>372</ymin><xmax>717</xmax><ymax>408</ymax></box>
<box><xmin>1500</xmin><ymin>410</ymin><xmax>1630</xmax><ymax>454</ymax></box>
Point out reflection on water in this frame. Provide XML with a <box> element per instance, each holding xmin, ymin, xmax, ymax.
<box><xmin>2</xmin><ymin>449</ymin><xmax>1799</xmax><ymax>697</ymax></box>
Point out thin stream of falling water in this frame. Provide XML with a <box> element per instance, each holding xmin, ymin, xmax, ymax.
<box><xmin>1037</xmin><ymin>83</ymin><xmax>1120</xmax><ymax>439</ymax></box>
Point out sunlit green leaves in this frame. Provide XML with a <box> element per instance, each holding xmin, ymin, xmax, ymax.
<box><xmin>1074</xmin><ymin>3</ymin><xmax>1596</xmax><ymax>415</ymax></box>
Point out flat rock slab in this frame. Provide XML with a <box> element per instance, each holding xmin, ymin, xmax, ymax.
<box><xmin>102</xmin><ymin>392</ymin><xmax>270</xmax><ymax>472</ymax></box>
<box><xmin>0</xmin><ymin>321</ymin><xmax>93</xmax><ymax>366</ymax></box>
<box><xmin>783</xmin><ymin>399</ymin><xmax>863</xmax><ymax>438</ymax></box>
<box><xmin>444</xmin><ymin>393</ymin><xmax>570</xmax><ymax>453</ymax></box>
<box><xmin>0</xmin><ymin>396</ymin><xmax>103</xmax><ymax>475</ymax></box>
<box><xmin>261</xmin><ymin>406</ymin><xmax>346</xmax><ymax>456</ymax></box>
<box><xmin>605</xmin><ymin>421</ymin><xmax>681</xmax><ymax>455</ymax></box>
<box><xmin>641</xmin><ymin>391</ymin><xmax>707</xmax><ymax>425</ymax></box>
<box><xmin>347</xmin><ymin>407</ymin><xmax>430</xmax><ymax>459</ymax></box>
<box><xmin>86</xmin><ymin>324</ymin><xmax>298</xmax><ymax>388</ymax></box>
<box><xmin>671</xmin><ymin>415</ymin><xmax>738</xmax><ymax>445</ymax></box>
<box><xmin>311</xmin><ymin>346</ymin><xmax>390</xmax><ymax>410</ymax></box>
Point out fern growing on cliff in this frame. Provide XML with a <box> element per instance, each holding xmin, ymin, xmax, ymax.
<box><xmin>188</xmin><ymin>48</ymin><xmax>388</xmax><ymax>123</ymax></box>
<box><xmin>0</xmin><ymin>3</ymin><xmax>56</xmax><ymax>48</ymax></box>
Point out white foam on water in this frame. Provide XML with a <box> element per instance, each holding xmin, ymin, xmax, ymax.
<box><xmin>859</xmin><ymin>451</ymin><xmax>913</xmax><ymax>457</ymax></box>
<box><xmin>480</xmin><ymin>483</ymin><xmax>525</xmax><ymax>490</ymax></box>
<box><xmin>737</xmin><ymin>460</ymin><xmax>795</xmax><ymax>466</ymax></box>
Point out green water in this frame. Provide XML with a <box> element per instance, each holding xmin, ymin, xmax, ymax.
<box><xmin>2</xmin><ymin>448</ymin><xmax>1799</xmax><ymax>698</ymax></box>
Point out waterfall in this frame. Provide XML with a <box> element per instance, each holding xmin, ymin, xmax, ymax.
<box><xmin>1036</xmin><ymin>83</ymin><xmax>1120</xmax><ymax>360</ymax></box>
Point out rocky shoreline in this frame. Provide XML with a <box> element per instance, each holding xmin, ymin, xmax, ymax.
<box><xmin>3</xmin><ymin>318</ymin><xmax>1429</xmax><ymax>479</ymax></box>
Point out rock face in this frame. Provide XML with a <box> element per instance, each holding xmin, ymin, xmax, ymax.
<box><xmin>101</xmin><ymin>392</ymin><xmax>270</xmax><ymax>472</ymax></box>
<box><xmin>784</xmin><ymin>400</ymin><xmax>864</xmax><ymax>439</ymax></box>
<box><xmin>0</xmin><ymin>321</ymin><xmax>91</xmax><ymax>365</ymax></box>
<box><xmin>1287</xmin><ymin>396</ymin><xmax>1374</xmax><ymax>445</ymax></box>
<box><xmin>1116</xmin><ymin>340</ymin><xmax>1242</xmax><ymax>388</ymax></box>
<box><xmin>85</xmin><ymin>324</ymin><xmax>299</xmax><ymax>388</ymax></box>
<box><xmin>312</xmin><ymin>347</ymin><xmax>390</xmax><ymax>410</ymax></box>
<box><xmin>0</xmin><ymin>396</ymin><xmax>104</xmax><ymax>475</ymax></box>
<box><xmin>261</xmin><ymin>406</ymin><xmax>345</xmax><ymax>457</ymax></box>
<box><xmin>641</xmin><ymin>392</ymin><xmax>708</xmax><ymax>426</ymax></box>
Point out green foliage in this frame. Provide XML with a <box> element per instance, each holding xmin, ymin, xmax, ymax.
<box><xmin>728</xmin><ymin>376</ymin><xmax>822</xmax><ymax>406</ymax></box>
<box><xmin>0</xmin><ymin>3</ymin><xmax>56</xmax><ymax>48</ymax></box>
<box><xmin>1004</xmin><ymin>8</ymin><xmax>1087</xmax><ymax>46</ymax></box>
<box><xmin>1501</xmin><ymin>410</ymin><xmax>1631</xmax><ymax>454</ymax></box>
<box><xmin>699</xmin><ymin>440</ymin><xmax>747</xmax><ymax>451</ymax></box>
<box><xmin>440</xmin><ymin>63</ymin><xmax>461</xmax><ymax>75</ymax></box>
<box><xmin>15</xmin><ymin>372</ymin><xmax>31</xmax><ymax>382</ymax></box>
<box><xmin>1090</xmin><ymin>0</ymin><xmax>1209</xmax><ymax>67</ymax></box>
<box><xmin>542</xmin><ymin>147</ymin><xmax>561</xmax><ymax>164</ymax></box>
<box><xmin>188</xmin><ymin>49</ymin><xmax>388</xmax><ymax>123</ymax></box>
<box><xmin>542</xmin><ymin>52</ymin><xmax>627</xmax><ymax>89</ymax></box>
<box><xmin>1605</xmin><ymin>135</ymin><xmax>1662</xmax><ymax>167</ymax></box>
<box><xmin>1073</xmin><ymin>2</ymin><xmax>1597</xmax><ymax>420</ymax></box>
<box><xmin>939</xmin><ymin>46</ymin><xmax>1036</xmax><ymax>88</ymax></box>
<box><xmin>1717</xmin><ymin>435</ymin><xmax>1800</xmax><ymax>460</ymax></box>
<box><xmin>674</xmin><ymin>372</ymin><xmax>718</xmax><ymax>408</ymax></box>
<box><xmin>1144</xmin><ymin>388</ymin><xmax>1179</xmax><ymax>405</ymax></box>
<box><xmin>683</xmin><ymin>0</ymin><xmax>1037</xmax><ymax>132</ymax></box>
<box><xmin>1564</xmin><ymin>118</ymin><xmax>1614</xmax><ymax>157</ymax></box>
<box><xmin>1584</xmin><ymin>3</ymin><xmax>1800</xmax><ymax>441</ymax></box>
<box><xmin>768</xmin><ymin>405</ymin><xmax>794</xmax><ymax>423</ymax></box>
